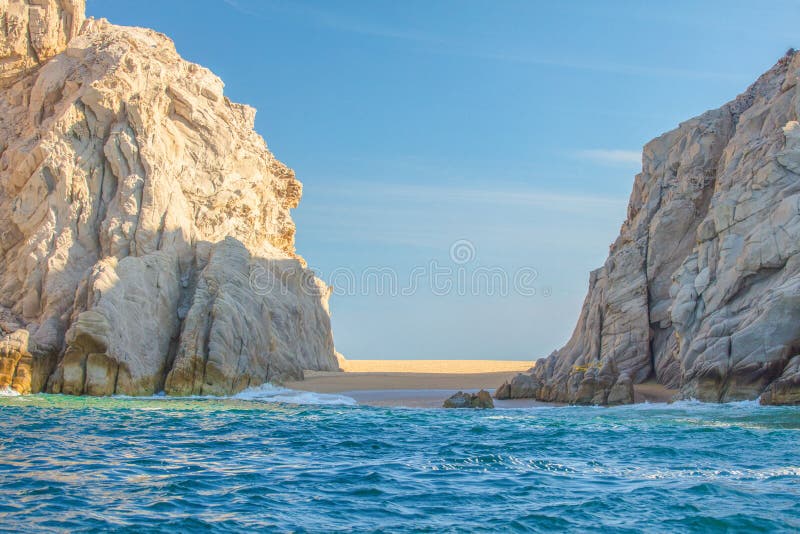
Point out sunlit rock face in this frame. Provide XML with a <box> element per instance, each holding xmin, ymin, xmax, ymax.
<box><xmin>499</xmin><ymin>50</ymin><xmax>800</xmax><ymax>405</ymax></box>
<box><xmin>0</xmin><ymin>0</ymin><xmax>84</xmax><ymax>86</ymax></box>
<box><xmin>0</xmin><ymin>0</ymin><xmax>339</xmax><ymax>395</ymax></box>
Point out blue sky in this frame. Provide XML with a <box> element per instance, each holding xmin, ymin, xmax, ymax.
<box><xmin>88</xmin><ymin>0</ymin><xmax>799</xmax><ymax>360</ymax></box>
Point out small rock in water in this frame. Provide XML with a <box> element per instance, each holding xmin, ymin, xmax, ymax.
<box><xmin>443</xmin><ymin>390</ymin><xmax>494</xmax><ymax>409</ymax></box>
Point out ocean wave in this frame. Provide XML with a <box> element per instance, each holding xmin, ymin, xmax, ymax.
<box><xmin>610</xmin><ymin>398</ymin><xmax>766</xmax><ymax>411</ymax></box>
<box><xmin>0</xmin><ymin>386</ymin><xmax>20</xmax><ymax>397</ymax></box>
<box><xmin>1</xmin><ymin>388</ymin><xmax>798</xmax><ymax>531</ymax></box>
<box><xmin>232</xmin><ymin>383</ymin><xmax>358</xmax><ymax>406</ymax></box>
<box><xmin>109</xmin><ymin>384</ymin><xmax>358</xmax><ymax>406</ymax></box>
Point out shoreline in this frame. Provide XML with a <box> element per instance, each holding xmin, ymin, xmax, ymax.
<box><xmin>285</xmin><ymin>361</ymin><xmax>678</xmax><ymax>408</ymax></box>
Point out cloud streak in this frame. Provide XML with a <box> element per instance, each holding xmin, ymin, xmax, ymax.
<box><xmin>218</xmin><ymin>1</ymin><xmax>743</xmax><ymax>82</ymax></box>
<box><xmin>575</xmin><ymin>149</ymin><xmax>642</xmax><ymax>166</ymax></box>
<box><xmin>305</xmin><ymin>182</ymin><xmax>629</xmax><ymax>213</ymax></box>
<box><xmin>472</xmin><ymin>51</ymin><xmax>743</xmax><ymax>81</ymax></box>
<box><xmin>220</xmin><ymin>0</ymin><xmax>259</xmax><ymax>17</ymax></box>
<box><xmin>296</xmin><ymin>182</ymin><xmax>628</xmax><ymax>252</ymax></box>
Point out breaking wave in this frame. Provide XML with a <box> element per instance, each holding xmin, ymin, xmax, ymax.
<box><xmin>232</xmin><ymin>383</ymin><xmax>357</xmax><ymax>406</ymax></box>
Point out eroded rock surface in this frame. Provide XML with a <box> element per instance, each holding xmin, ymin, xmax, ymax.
<box><xmin>501</xmin><ymin>50</ymin><xmax>800</xmax><ymax>405</ymax></box>
<box><xmin>0</xmin><ymin>0</ymin><xmax>339</xmax><ymax>395</ymax></box>
<box><xmin>760</xmin><ymin>355</ymin><xmax>800</xmax><ymax>405</ymax></box>
<box><xmin>1</xmin><ymin>0</ymin><xmax>84</xmax><ymax>85</ymax></box>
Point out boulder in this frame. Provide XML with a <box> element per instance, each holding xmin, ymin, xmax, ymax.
<box><xmin>443</xmin><ymin>390</ymin><xmax>494</xmax><ymax>409</ymax></box>
<box><xmin>495</xmin><ymin>373</ymin><xmax>542</xmax><ymax>400</ymax></box>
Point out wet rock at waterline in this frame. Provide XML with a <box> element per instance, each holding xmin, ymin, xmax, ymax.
<box><xmin>443</xmin><ymin>390</ymin><xmax>494</xmax><ymax>409</ymax></box>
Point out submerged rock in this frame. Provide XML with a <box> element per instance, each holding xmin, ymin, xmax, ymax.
<box><xmin>501</xmin><ymin>50</ymin><xmax>800</xmax><ymax>406</ymax></box>
<box><xmin>0</xmin><ymin>0</ymin><xmax>339</xmax><ymax>395</ymax></box>
<box><xmin>443</xmin><ymin>390</ymin><xmax>494</xmax><ymax>409</ymax></box>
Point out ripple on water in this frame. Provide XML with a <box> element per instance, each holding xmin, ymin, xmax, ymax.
<box><xmin>0</xmin><ymin>394</ymin><xmax>798</xmax><ymax>531</ymax></box>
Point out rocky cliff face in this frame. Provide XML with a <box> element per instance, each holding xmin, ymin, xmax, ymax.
<box><xmin>0</xmin><ymin>0</ymin><xmax>339</xmax><ymax>395</ymax></box>
<box><xmin>498</xmin><ymin>50</ymin><xmax>800</xmax><ymax>406</ymax></box>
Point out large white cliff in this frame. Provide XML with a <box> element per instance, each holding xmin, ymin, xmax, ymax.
<box><xmin>498</xmin><ymin>51</ymin><xmax>800</xmax><ymax>406</ymax></box>
<box><xmin>0</xmin><ymin>0</ymin><xmax>339</xmax><ymax>395</ymax></box>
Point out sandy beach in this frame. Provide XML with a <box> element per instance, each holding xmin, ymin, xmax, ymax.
<box><xmin>284</xmin><ymin>359</ymin><xmax>534</xmax><ymax>408</ymax></box>
<box><xmin>285</xmin><ymin>360</ymin><xmax>678</xmax><ymax>408</ymax></box>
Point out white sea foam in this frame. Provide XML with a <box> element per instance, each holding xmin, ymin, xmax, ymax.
<box><xmin>110</xmin><ymin>384</ymin><xmax>358</xmax><ymax>406</ymax></box>
<box><xmin>233</xmin><ymin>383</ymin><xmax>358</xmax><ymax>406</ymax></box>
<box><xmin>0</xmin><ymin>387</ymin><xmax>20</xmax><ymax>397</ymax></box>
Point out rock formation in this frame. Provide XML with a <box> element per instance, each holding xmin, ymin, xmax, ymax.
<box><xmin>0</xmin><ymin>0</ymin><xmax>339</xmax><ymax>395</ymax></box>
<box><xmin>498</xmin><ymin>50</ymin><xmax>800</xmax><ymax>405</ymax></box>
<box><xmin>443</xmin><ymin>390</ymin><xmax>494</xmax><ymax>409</ymax></box>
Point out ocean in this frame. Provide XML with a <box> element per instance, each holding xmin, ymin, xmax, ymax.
<box><xmin>1</xmin><ymin>387</ymin><xmax>798</xmax><ymax>532</ymax></box>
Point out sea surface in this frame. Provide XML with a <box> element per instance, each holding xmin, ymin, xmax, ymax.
<box><xmin>1</xmin><ymin>386</ymin><xmax>799</xmax><ymax>533</ymax></box>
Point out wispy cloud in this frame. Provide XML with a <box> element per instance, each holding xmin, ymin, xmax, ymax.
<box><xmin>473</xmin><ymin>51</ymin><xmax>743</xmax><ymax>81</ymax></box>
<box><xmin>305</xmin><ymin>182</ymin><xmax>628</xmax><ymax>213</ymax></box>
<box><xmin>297</xmin><ymin>182</ymin><xmax>628</xmax><ymax>253</ymax></box>
<box><xmin>296</xmin><ymin>8</ymin><xmax>437</xmax><ymax>43</ymax></box>
<box><xmin>218</xmin><ymin>1</ymin><xmax>742</xmax><ymax>82</ymax></box>
<box><xmin>575</xmin><ymin>149</ymin><xmax>641</xmax><ymax>166</ymax></box>
<box><xmin>220</xmin><ymin>0</ymin><xmax>259</xmax><ymax>17</ymax></box>
<box><xmin>219</xmin><ymin>0</ymin><xmax>437</xmax><ymax>43</ymax></box>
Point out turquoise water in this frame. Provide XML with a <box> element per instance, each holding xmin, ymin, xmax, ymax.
<box><xmin>1</xmin><ymin>390</ymin><xmax>799</xmax><ymax>533</ymax></box>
